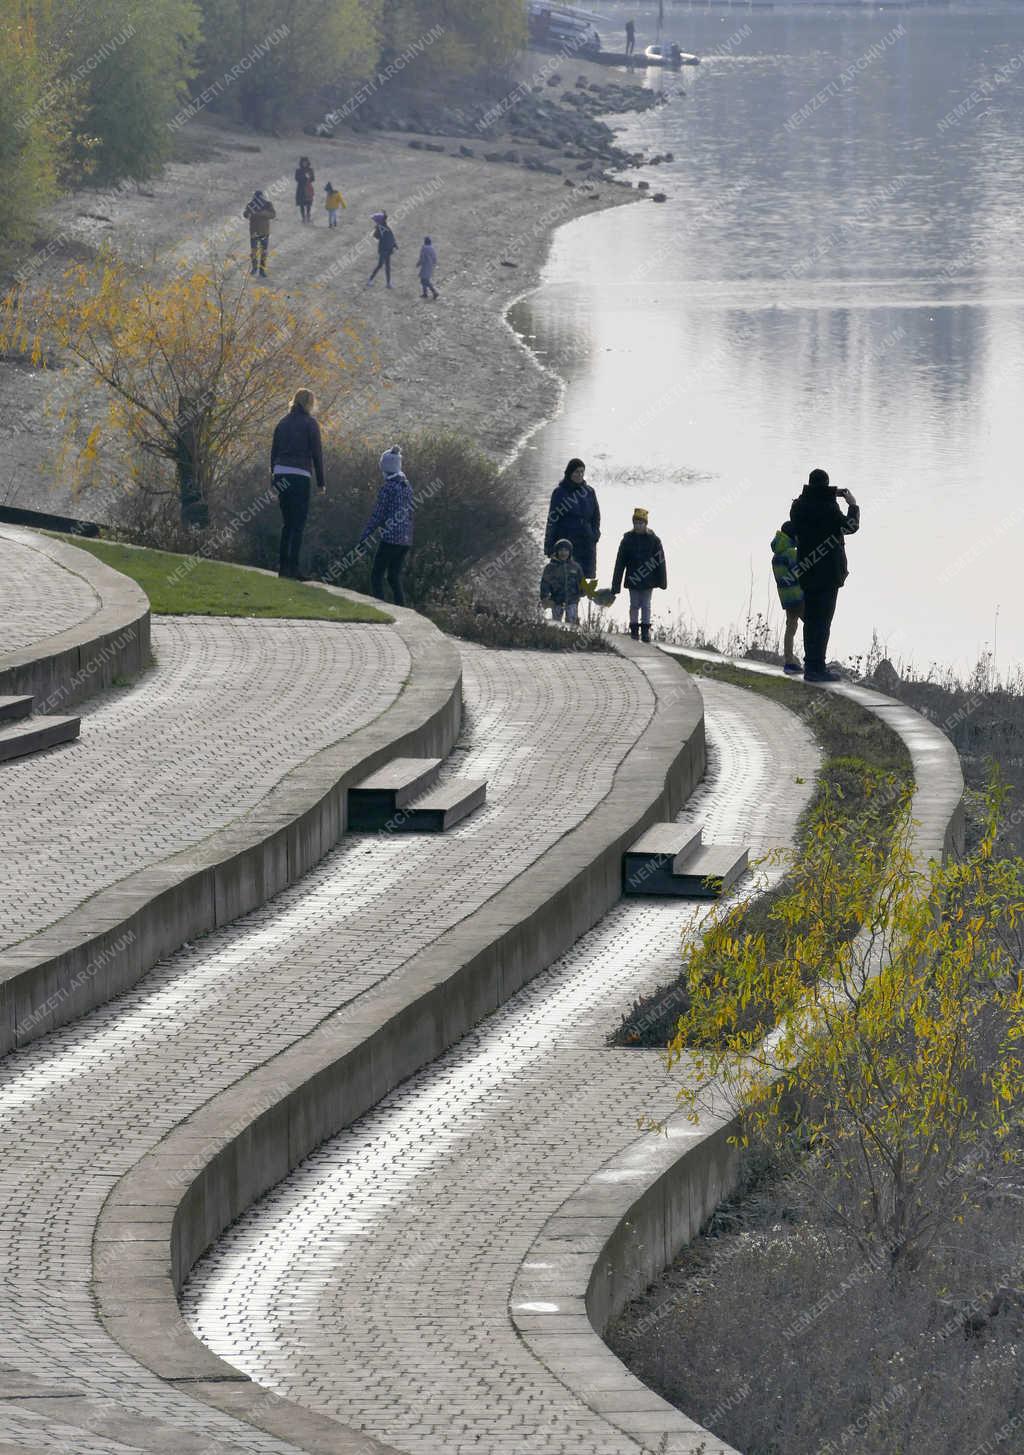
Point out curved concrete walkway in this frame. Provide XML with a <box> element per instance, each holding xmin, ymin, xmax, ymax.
<box><xmin>0</xmin><ymin>617</ymin><xmax>411</xmax><ymax>950</ymax></box>
<box><xmin>0</xmin><ymin>645</ymin><xmax>656</xmax><ymax>1455</ymax></box>
<box><xmin>0</xmin><ymin>526</ymin><xmax>150</xmax><ymax>710</ymax></box>
<box><xmin>0</xmin><ymin>530</ymin><xmax>101</xmax><ymax>652</ymax></box>
<box><xmin>182</xmin><ymin>679</ymin><xmax>821</xmax><ymax>1455</ymax></box>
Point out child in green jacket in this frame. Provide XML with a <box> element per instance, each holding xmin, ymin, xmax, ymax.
<box><xmin>771</xmin><ymin>521</ymin><xmax>804</xmax><ymax>674</ymax></box>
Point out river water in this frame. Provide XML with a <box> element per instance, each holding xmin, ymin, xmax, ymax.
<box><xmin>513</xmin><ymin>2</ymin><xmax>1024</xmax><ymax>674</ymax></box>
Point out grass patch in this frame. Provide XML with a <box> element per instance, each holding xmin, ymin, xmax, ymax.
<box><xmin>424</xmin><ymin>597</ymin><xmax>614</xmax><ymax>653</ymax></box>
<box><xmin>56</xmin><ymin>536</ymin><xmax>391</xmax><ymax>623</ymax></box>
<box><xmin>612</xmin><ymin>653</ymin><xmax>913</xmax><ymax>1048</ymax></box>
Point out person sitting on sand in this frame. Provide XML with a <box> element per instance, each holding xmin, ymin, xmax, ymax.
<box><xmin>242</xmin><ymin>190</ymin><xmax>276</xmax><ymax>277</ymax></box>
<box><xmin>611</xmin><ymin>507</ymin><xmax>667</xmax><ymax>643</ymax></box>
<box><xmin>540</xmin><ymin>538</ymin><xmax>585</xmax><ymax>625</ymax></box>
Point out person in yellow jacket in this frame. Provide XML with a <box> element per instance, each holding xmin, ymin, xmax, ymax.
<box><xmin>324</xmin><ymin>182</ymin><xmax>346</xmax><ymax>228</ymax></box>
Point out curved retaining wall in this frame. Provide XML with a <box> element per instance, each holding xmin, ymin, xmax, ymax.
<box><xmin>0</xmin><ymin>525</ymin><xmax>150</xmax><ymax>711</ymax></box>
<box><xmin>95</xmin><ymin>639</ymin><xmax>707</xmax><ymax>1454</ymax></box>
<box><xmin>0</xmin><ymin>583</ymin><xmax>462</xmax><ymax>1055</ymax></box>
<box><xmin>511</xmin><ymin>652</ymin><xmax>967</xmax><ymax>1455</ymax></box>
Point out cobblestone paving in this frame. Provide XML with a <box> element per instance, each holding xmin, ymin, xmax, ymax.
<box><xmin>183</xmin><ymin>680</ymin><xmax>821</xmax><ymax>1455</ymax></box>
<box><xmin>0</xmin><ymin>646</ymin><xmax>651</xmax><ymax>1454</ymax></box>
<box><xmin>0</xmin><ymin>616</ymin><xmax>409</xmax><ymax>949</ymax></box>
<box><xmin>0</xmin><ymin>531</ymin><xmax>102</xmax><ymax>656</ymax></box>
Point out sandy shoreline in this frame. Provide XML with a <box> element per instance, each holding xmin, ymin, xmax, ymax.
<box><xmin>0</xmin><ymin>56</ymin><xmax>646</xmax><ymax>523</ymax></box>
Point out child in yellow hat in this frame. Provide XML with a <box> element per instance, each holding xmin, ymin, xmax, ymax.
<box><xmin>611</xmin><ymin>507</ymin><xmax>667</xmax><ymax>643</ymax></box>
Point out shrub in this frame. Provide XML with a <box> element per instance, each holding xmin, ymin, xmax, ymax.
<box><xmin>111</xmin><ymin>430</ymin><xmax>536</xmax><ymax>611</ymax></box>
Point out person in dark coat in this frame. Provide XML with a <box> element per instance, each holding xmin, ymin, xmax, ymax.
<box><xmin>295</xmin><ymin>157</ymin><xmax>315</xmax><ymax>223</ymax></box>
<box><xmin>270</xmin><ymin>389</ymin><xmax>326</xmax><ymax>579</ymax></box>
<box><xmin>789</xmin><ymin>467</ymin><xmax>860</xmax><ymax>683</ymax></box>
<box><xmin>544</xmin><ymin>458</ymin><xmax>600</xmax><ymax>579</ymax></box>
<box><xmin>367</xmin><ymin>211</ymin><xmax>398</xmax><ymax>288</ymax></box>
<box><xmin>625</xmin><ymin>18</ymin><xmax>636</xmax><ymax>55</ymax></box>
<box><xmin>540</xmin><ymin>538</ymin><xmax>585</xmax><ymax>624</ymax></box>
<box><xmin>611</xmin><ymin>507</ymin><xmax>667</xmax><ymax>642</ymax></box>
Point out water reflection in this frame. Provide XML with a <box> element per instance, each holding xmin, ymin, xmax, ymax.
<box><xmin>519</xmin><ymin>3</ymin><xmax>1024</xmax><ymax>671</ymax></box>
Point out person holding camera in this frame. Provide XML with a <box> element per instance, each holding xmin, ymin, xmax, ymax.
<box><xmin>789</xmin><ymin>467</ymin><xmax>859</xmax><ymax>684</ymax></box>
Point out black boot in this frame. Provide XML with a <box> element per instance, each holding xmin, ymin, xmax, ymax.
<box><xmin>640</xmin><ymin>623</ymin><xmax>652</xmax><ymax>644</ymax></box>
<box><xmin>629</xmin><ymin>623</ymin><xmax>640</xmax><ymax>640</ymax></box>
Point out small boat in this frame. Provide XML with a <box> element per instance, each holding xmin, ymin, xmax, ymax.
<box><xmin>644</xmin><ymin>42</ymin><xmax>700</xmax><ymax>66</ymax></box>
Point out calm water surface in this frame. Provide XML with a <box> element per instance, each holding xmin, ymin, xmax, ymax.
<box><xmin>514</xmin><ymin>2</ymin><xmax>1024</xmax><ymax>671</ymax></box>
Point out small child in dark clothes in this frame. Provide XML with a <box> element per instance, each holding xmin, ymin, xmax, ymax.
<box><xmin>540</xmin><ymin>538</ymin><xmax>585</xmax><ymax>624</ymax></box>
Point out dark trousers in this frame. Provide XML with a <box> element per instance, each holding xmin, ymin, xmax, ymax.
<box><xmin>250</xmin><ymin>235</ymin><xmax>268</xmax><ymax>273</ymax></box>
<box><xmin>369</xmin><ymin>254</ymin><xmax>393</xmax><ymax>285</ymax></box>
<box><xmin>274</xmin><ymin>474</ymin><xmax>311</xmax><ymax>576</ymax></box>
<box><xmin>371</xmin><ymin>542</ymin><xmax>410</xmax><ymax>606</ymax></box>
<box><xmin>802</xmin><ymin>585</ymin><xmax>839</xmax><ymax>674</ymax></box>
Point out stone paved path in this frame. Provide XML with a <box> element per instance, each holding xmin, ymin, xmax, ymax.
<box><xmin>0</xmin><ymin>646</ymin><xmax>651</xmax><ymax>1454</ymax></box>
<box><xmin>183</xmin><ymin>680</ymin><xmax>821</xmax><ymax>1455</ymax></box>
<box><xmin>0</xmin><ymin>616</ymin><xmax>409</xmax><ymax>949</ymax></box>
<box><xmin>0</xmin><ymin>530</ymin><xmax>101</xmax><ymax>653</ymax></box>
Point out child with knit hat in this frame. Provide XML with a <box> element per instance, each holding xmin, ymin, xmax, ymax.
<box><xmin>359</xmin><ymin>446</ymin><xmax>414</xmax><ymax>605</ymax></box>
<box><xmin>611</xmin><ymin>507</ymin><xmax>667</xmax><ymax>643</ymax></box>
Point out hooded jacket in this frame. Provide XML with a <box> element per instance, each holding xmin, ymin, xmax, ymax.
<box><xmin>771</xmin><ymin>527</ymin><xmax>804</xmax><ymax>609</ymax></box>
<box><xmin>789</xmin><ymin>482</ymin><xmax>860</xmax><ymax>592</ymax></box>
<box><xmin>540</xmin><ymin>543</ymin><xmax>585</xmax><ymax>605</ymax></box>
<box><xmin>544</xmin><ymin>479</ymin><xmax>601</xmax><ymax>558</ymax></box>
<box><xmin>243</xmin><ymin>195</ymin><xmax>276</xmax><ymax>237</ymax></box>
<box><xmin>375</xmin><ymin>223</ymin><xmax>398</xmax><ymax>258</ymax></box>
<box><xmin>418</xmin><ymin>242</ymin><xmax>438</xmax><ymax>279</ymax></box>
<box><xmin>271</xmin><ymin>405</ymin><xmax>325</xmax><ymax>489</ymax></box>
<box><xmin>612</xmin><ymin>528</ymin><xmax>667</xmax><ymax>593</ymax></box>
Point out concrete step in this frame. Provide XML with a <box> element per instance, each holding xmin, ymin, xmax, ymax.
<box><xmin>623</xmin><ymin>823</ymin><xmax>703</xmax><ymax>896</ymax></box>
<box><xmin>0</xmin><ymin>696</ymin><xmax>33</xmax><ymax>724</ymax></box>
<box><xmin>0</xmin><ymin>714</ymin><xmax>80</xmax><ymax>764</ymax></box>
<box><xmin>391</xmin><ymin>778</ymin><xmax>487</xmax><ymax>833</ymax></box>
<box><xmin>347</xmin><ymin>757</ymin><xmax>443</xmax><ymax>830</ymax></box>
<box><xmin>672</xmin><ymin>842</ymin><xmax>749</xmax><ymax>899</ymax></box>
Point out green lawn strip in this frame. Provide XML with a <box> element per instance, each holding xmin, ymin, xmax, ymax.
<box><xmin>53</xmin><ymin>535</ymin><xmax>391</xmax><ymax>623</ymax></box>
<box><xmin>612</xmin><ymin>653</ymin><xmax>913</xmax><ymax>1048</ymax></box>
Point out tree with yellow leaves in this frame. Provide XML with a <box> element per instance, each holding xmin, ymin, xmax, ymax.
<box><xmin>1</xmin><ymin>251</ymin><xmax>372</xmax><ymax>525</ymax></box>
<box><xmin>669</xmin><ymin>776</ymin><xmax>1024</xmax><ymax>1273</ymax></box>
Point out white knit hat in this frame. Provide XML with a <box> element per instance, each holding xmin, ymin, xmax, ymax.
<box><xmin>379</xmin><ymin>445</ymin><xmax>402</xmax><ymax>476</ymax></box>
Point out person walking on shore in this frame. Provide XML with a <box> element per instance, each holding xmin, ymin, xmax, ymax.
<box><xmin>324</xmin><ymin>182</ymin><xmax>345</xmax><ymax>228</ymax></box>
<box><xmin>270</xmin><ymin>389</ymin><xmax>326</xmax><ymax>580</ymax></box>
<box><xmin>367</xmin><ymin>211</ymin><xmax>398</xmax><ymax>288</ymax></box>
<box><xmin>789</xmin><ymin>467</ymin><xmax>860</xmax><ymax>683</ymax></box>
<box><xmin>771</xmin><ymin>519</ymin><xmax>804</xmax><ymax>674</ymax></box>
<box><xmin>418</xmin><ymin>236</ymin><xmax>439</xmax><ymax>299</ymax></box>
<box><xmin>360</xmin><ymin>445</ymin><xmax>414</xmax><ymax>605</ymax></box>
<box><xmin>611</xmin><ymin>507</ymin><xmax>666</xmax><ymax>643</ymax></box>
<box><xmin>540</xmin><ymin>538</ymin><xmax>585</xmax><ymax>624</ymax></box>
<box><xmin>242</xmin><ymin>189</ymin><xmax>276</xmax><ymax>277</ymax></box>
<box><xmin>544</xmin><ymin>458</ymin><xmax>600</xmax><ymax>579</ymax></box>
<box><xmin>625</xmin><ymin>18</ymin><xmax>636</xmax><ymax>56</ymax></box>
<box><xmin>295</xmin><ymin>157</ymin><xmax>315</xmax><ymax>223</ymax></box>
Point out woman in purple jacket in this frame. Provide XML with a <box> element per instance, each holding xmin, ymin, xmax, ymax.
<box><xmin>359</xmin><ymin>445</ymin><xmax>414</xmax><ymax>605</ymax></box>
